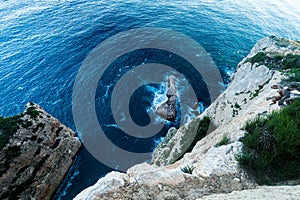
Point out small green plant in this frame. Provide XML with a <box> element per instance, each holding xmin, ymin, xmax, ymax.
<box><xmin>237</xmin><ymin>98</ymin><xmax>300</xmax><ymax>185</ymax></box>
<box><xmin>181</xmin><ymin>165</ymin><xmax>195</xmax><ymax>174</ymax></box>
<box><xmin>250</xmin><ymin>85</ymin><xmax>264</xmax><ymax>100</ymax></box>
<box><xmin>234</xmin><ymin>102</ymin><xmax>241</xmax><ymax>109</ymax></box>
<box><xmin>215</xmin><ymin>135</ymin><xmax>231</xmax><ymax>147</ymax></box>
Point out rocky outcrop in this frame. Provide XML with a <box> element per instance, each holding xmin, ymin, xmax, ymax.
<box><xmin>75</xmin><ymin>163</ymin><xmax>254</xmax><ymax>200</ymax></box>
<box><xmin>156</xmin><ymin>75</ymin><xmax>177</xmax><ymax>120</ymax></box>
<box><xmin>0</xmin><ymin>103</ymin><xmax>81</xmax><ymax>200</ymax></box>
<box><xmin>74</xmin><ymin>36</ymin><xmax>300</xmax><ymax>199</ymax></box>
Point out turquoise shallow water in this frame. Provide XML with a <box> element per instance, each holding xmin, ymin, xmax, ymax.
<box><xmin>0</xmin><ymin>0</ymin><xmax>300</xmax><ymax>199</ymax></box>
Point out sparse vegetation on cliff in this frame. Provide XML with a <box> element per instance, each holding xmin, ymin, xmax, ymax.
<box><xmin>0</xmin><ymin>115</ymin><xmax>22</xmax><ymax>150</ymax></box>
<box><xmin>0</xmin><ymin>106</ymin><xmax>41</xmax><ymax>150</ymax></box>
<box><xmin>247</xmin><ymin>52</ymin><xmax>266</xmax><ymax>64</ymax></box>
<box><xmin>237</xmin><ymin>98</ymin><xmax>300</xmax><ymax>185</ymax></box>
<box><xmin>247</xmin><ymin>50</ymin><xmax>300</xmax><ymax>83</ymax></box>
<box><xmin>184</xmin><ymin>116</ymin><xmax>211</xmax><ymax>153</ymax></box>
<box><xmin>270</xmin><ymin>36</ymin><xmax>300</xmax><ymax>50</ymax></box>
<box><xmin>215</xmin><ymin>135</ymin><xmax>231</xmax><ymax>147</ymax></box>
<box><xmin>180</xmin><ymin>165</ymin><xmax>195</xmax><ymax>174</ymax></box>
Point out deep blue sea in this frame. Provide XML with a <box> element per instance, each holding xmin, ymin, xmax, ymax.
<box><xmin>1</xmin><ymin>0</ymin><xmax>300</xmax><ymax>199</ymax></box>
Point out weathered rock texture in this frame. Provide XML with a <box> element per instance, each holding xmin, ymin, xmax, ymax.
<box><xmin>156</xmin><ymin>75</ymin><xmax>177</xmax><ymax>120</ymax></box>
<box><xmin>0</xmin><ymin>103</ymin><xmax>81</xmax><ymax>200</ymax></box>
<box><xmin>199</xmin><ymin>185</ymin><xmax>300</xmax><ymax>200</ymax></box>
<box><xmin>74</xmin><ymin>36</ymin><xmax>300</xmax><ymax>199</ymax></box>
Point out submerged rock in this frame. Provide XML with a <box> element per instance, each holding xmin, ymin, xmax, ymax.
<box><xmin>156</xmin><ymin>75</ymin><xmax>177</xmax><ymax>121</ymax></box>
<box><xmin>0</xmin><ymin>103</ymin><xmax>81</xmax><ymax>200</ymax></box>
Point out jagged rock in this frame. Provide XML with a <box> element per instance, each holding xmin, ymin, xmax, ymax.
<box><xmin>0</xmin><ymin>103</ymin><xmax>81</xmax><ymax>200</ymax></box>
<box><xmin>156</xmin><ymin>75</ymin><xmax>177</xmax><ymax>120</ymax></box>
<box><xmin>74</xmin><ymin>36</ymin><xmax>300</xmax><ymax>200</ymax></box>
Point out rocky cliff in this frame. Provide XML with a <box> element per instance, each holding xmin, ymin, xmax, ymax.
<box><xmin>0</xmin><ymin>103</ymin><xmax>81</xmax><ymax>200</ymax></box>
<box><xmin>74</xmin><ymin>36</ymin><xmax>300</xmax><ymax>200</ymax></box>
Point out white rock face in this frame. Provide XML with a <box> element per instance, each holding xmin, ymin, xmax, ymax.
<box><xmin>74</xmin><ymin>172</ymin><xmax>128</xmax><ymax>200</ymax></box>
<box><xmin>127</xmin><ymin>162</ymin><xmax>185</xmax><ymax>186</ymax></box>
<box><xmin>198</xmin><ymin>185</ymin><xmax>300</xmax><ymax>200</ymax></box>
<box><xmin>74</xmin><ymin>36</ymin><xmax>300</xmax><ymax>200</ymax></box>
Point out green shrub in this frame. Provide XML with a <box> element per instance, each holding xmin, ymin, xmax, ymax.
<box><xmin>274</xmin><ymin>54</ymin><xmax>284</xmax><ymax>61</ymax></box>
<box><xmin>26</xmin><ymin>107</ymin><xmax>40</xmax><ymax>119</ymax></box>
<box><xmin>238</xmin><ymin>98</ymin><xmax>300</xmax><ymax>185</ymax></box>
<box><xmin>247</xmin><ymin>52</ymin><xmax>266</xmax><ymax>64</ymax></box>
<box><xmin>215</xmin><ymin>135</ymin><xmax>231</xmax><ymax>147</ymax></box>
<box><xmin>181</xmin><ymin>165</ymin><xmax>195</xmax><ymax>174</ymax></box>
<box><xmin>282</xmin><ymin>54</ymin><xmax>300</xmax><ymax>69</ymax></box>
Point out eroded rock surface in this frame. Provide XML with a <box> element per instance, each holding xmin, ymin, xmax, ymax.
<box><xmin>0</xmin><ymin>103</ymin><xmax>81</xmax><ymax>200</ymax></box>
<box><xmin>199</xmin><ymin>185</ymin><xmax>300</xmax><ymax>200</ymax></box>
